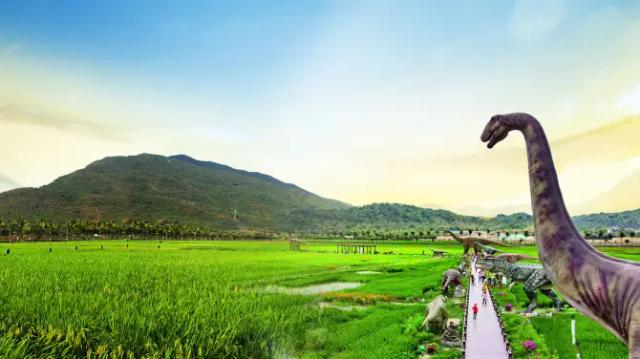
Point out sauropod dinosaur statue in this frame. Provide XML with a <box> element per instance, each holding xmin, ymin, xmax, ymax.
<box><xmin>446</xmin><ymin>230</ymin><xmax>507</xmax><ymax>255</ymax></box>
<box><xmin>482</xmin><ymin>112</ymin><xmax>640</xmax><ymax>358</ymax></box>
<box><xmin>495</xmin><ymin>253</ymin><xmax>537</xmax><ymax>263</ymax></box>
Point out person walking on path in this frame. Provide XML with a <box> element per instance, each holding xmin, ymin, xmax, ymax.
<box><xmin>472</xmin><ymin>303</ymin><xmax>479</xmax><ymax>319</ymax></box>
<box><xmin>470</xmin><ymin>272</ymin><xmax>476</xmax><ymax>286</ymax></box>
<box><xmin>482</xmin><ymin>291</ymin><xmax>488</xmax><ymax>306</ymax></box>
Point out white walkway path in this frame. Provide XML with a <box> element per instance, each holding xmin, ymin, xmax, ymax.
<box><xmin>464</xmin><ymin>261</ymin><xmax>510</xmax><ymax>358</ymax></box>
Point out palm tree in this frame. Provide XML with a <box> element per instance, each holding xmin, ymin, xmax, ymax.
<box><xmin>12</xmin><ymin>218</ymin><xmax>28</xmax><ymax>242</ymax></box>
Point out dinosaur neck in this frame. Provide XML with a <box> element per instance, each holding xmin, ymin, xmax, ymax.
<box><xmin>518</xmin><ymin>118</ymin><xmax>591</xmax><ymax>268</ymax></box>
<box><xmin>449</xmin><ymin>232</ymin><xmax>463</xmax><ymax>244</ymax></box>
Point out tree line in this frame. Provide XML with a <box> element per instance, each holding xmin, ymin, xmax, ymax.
<box><xmin>2</xmin><ymin>217</ymin><xmax>634</xmax><ymax>242</ymax></box>
<box><xmin>0</xmin><ymin>218</ymin><xmax>276</xmax><ymax>242</ymax></box>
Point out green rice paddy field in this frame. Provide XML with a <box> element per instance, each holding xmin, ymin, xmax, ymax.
<box><xmin>0</xmin><ymin>240</ymin><xmax>636</xmax><ymax>358</ymax></box>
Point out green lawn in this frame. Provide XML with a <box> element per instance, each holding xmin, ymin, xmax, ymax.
<box><xmin>0</xmin><ymin>240</ymin><xmax>635</xmax><ymax>358</ymax></box>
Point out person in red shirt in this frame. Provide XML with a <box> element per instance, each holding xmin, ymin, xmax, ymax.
<box><xmin>472</xmin><ymin>303</ymin><xmax>479</xmax><ymax>319</ymax></box>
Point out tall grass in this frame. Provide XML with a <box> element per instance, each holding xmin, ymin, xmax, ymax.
<box><xmin>0</xmin><ymin>244</ymin><xmax>315</xmax><ymax>357</ymax></box>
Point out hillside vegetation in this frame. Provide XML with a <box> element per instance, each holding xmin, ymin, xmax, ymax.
<box><xmin>0</xmin><ymin>153</ymin><xmax>638</xmax><ymax>231</ymax></box>
<box><xmin>282</xmin><ymin>203</ymin><xmax>533</xmax><ymax>231</ymax></box>
<box><xmin>0</xmin><ymin>154</ymin><xmax>348</xmax><ymax>229</ymax></box>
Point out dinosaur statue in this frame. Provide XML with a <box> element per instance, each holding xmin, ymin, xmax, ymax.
<box><xmin>458</xmin><ymin>257</ymin><xmax>467</xmax><ymax>274</ymax></box>
<box><xmin>477</xmin><ymin>257</ymin><xmax>561</xmax><ymax>312</ymax></box>
<box><xmin>423</xmin><ymin>295</ymin><xmax>449</xmax><ymax>334</ymax></box>
<box><xmin>441</xmin><ymin>268</ymin><xmax>462</xmax><ymax>293</ymax></box>
<box><xmin>288</xmin><ymin>238</ymin><xmax>305</xmax><ymax>251</ymax></box>
<box><xmin>446</xmin><ymin>230</ymin><xmax>506</xmax><ymax>255</ymax></box>
<box><xmin>482</xmin><ymin>113</ymin><xmax>640</xmax><ymax>357</ymax></box>
<box><xmin>495</xmin><ymin>253</ymin><xmax>537</xmax><ymax>264</ymax></box>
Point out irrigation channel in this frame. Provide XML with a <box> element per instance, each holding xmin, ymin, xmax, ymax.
<box><xmin>463</xmin><ymin>260</ymin><xmax>511</xmax><ymax>358</ymax></box>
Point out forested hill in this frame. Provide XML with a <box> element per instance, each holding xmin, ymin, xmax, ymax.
<box><xmin>0</xmin><ymin>154</ymin><xmax>349</xmax><ymax>228</ymax></box>
<box><xmin>279</xmin><ymin>203</ymin><xmax>534</xmax><ymax>231</ymax></box>
<box><xmin>573</xmin><ymin>209</ymin><xmax>640</xmax><ymax>229</ymax></box>
<box><xmin>0</xmin><ymin>154</ymin><xmax>637</xmax><ymax>231</ymax></box>
<box><xmin>281</xmin><ymin>204</ymin><xmax>640</xmax><ymax>231</ymax></box>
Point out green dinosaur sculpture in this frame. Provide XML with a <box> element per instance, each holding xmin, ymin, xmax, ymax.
<box><xmin>446</xmin><ymin>230</ymin><xmax>507</xmax><ymax>255</ymax></box>
<box><xmin>482</xmin><ymin>113</ymin><xmax>640</xmax><ymax>358</ymax></box>
<box><xmin>477</xmin><ymin>256</ymin><xmax>561</xmax><ymax>313</ymax></box>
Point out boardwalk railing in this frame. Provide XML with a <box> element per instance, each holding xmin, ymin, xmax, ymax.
<box><xmin>462</xmin><ymin>274</ymin><xmax>470</xmax><ymax>357</ymax></box>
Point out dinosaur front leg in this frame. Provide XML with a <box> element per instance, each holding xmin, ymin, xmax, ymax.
<box><xmin>442</xmin><ymin>277</ymin><xmax>450</xmax><ymax>293</ymax></box>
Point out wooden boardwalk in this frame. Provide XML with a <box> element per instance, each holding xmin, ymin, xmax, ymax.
<box><xmin>463</xmin><ymin>261</ymin><xmax>510</xmax><ymax>358</ymax></box>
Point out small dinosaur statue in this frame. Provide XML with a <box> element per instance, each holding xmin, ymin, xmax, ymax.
<box><xmin>446</xmin><ymin>230</ymin><xmax>506</xmax><ymax>255</ymax></box>
<box><xmin>477</xmin><ymin>256</ymin><xmax>561</xmax><ymax>312</ymax></box>
<box><xmin>482</xmin><ymin>113</ymin><xmax>640</xmax><ymax>357</ymax></box>
<box><xmin>288</xmin><ymin>238</ymin><xmax>305</xmax><ymax>250</ymax></box>
<box><xmin>423</xmin><ymin>295</ymin><xmax>449</xmax><ymax>334</ymax></box>
<box><xmin>495</xmin><ymin>253</ymin><xmax>537</xmax><ymax>263</ymax></box>
<box><xmin>441</xmin><ymin>268</ymin><xmax>462</xmax><ymax>293</ymax></box>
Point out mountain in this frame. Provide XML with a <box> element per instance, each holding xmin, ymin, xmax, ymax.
<box><xmin>0</xmin><ymin>153</ymin><xmax>637</xmax><ymax>231</ymax></box>
<box><xmin>0</xmin><ymin>154</ymin><xmax>349</xmax><ymax>228</ymax></box>
<box><xmin>573</xmin><ymin>209</ymin><xmax>640</xmax><ymax>229</ymax></box>
<box><xmin>284</xmin><ymin>204</ymin><xmax>640</xmax><ymax>231</ymax></box>
<box><xmin>282</xmin><ymin>203</ymin><xmax>534</xmax><ymax>231</ymax></box>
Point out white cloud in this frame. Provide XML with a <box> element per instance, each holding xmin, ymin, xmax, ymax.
<box><xmin>510</xmin><ymin>0</ymin><xmax>565</xmax><ymax>41</ymax></box>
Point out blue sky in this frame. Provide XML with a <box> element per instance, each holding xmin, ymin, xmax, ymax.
<box><xmin>1</xmin><ymin>0</ymin><xmax>640</xmax><ymax>215</ymax></box>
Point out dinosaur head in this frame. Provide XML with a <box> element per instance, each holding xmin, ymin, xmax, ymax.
<box><xmin>481</xmin><ymin>113</ymin><xmax>534</xmax><ymax>148</ymax></box>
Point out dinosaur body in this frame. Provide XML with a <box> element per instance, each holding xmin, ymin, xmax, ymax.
<box><xmin>477</xmin><ymin>257</ymin><xmax>560</xmax><ymax>312</ymax></box>
<box><xmin>482</xmin><ymin>113</ymin><xmax>640</xmax><ymax>358</ymax></box>
<box><xmin>446</xmin><ymin>230</ymin><xmax>506</xmax><ymax>255</ymax></box>
<box><xmin>496</xmin><ymin>253</ymin><xmax>537</xmax><ymax>263</ymax></box>
<box><xmin>441</xmin><ymin>268</ymin><xmax>461</xmax><ymax>293</ymax></box>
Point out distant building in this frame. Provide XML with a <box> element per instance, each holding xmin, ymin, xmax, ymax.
<box><xmin>607</xmin><ymin>226</ymin><xmax>620</xmax><ymax>234</ymax></box>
